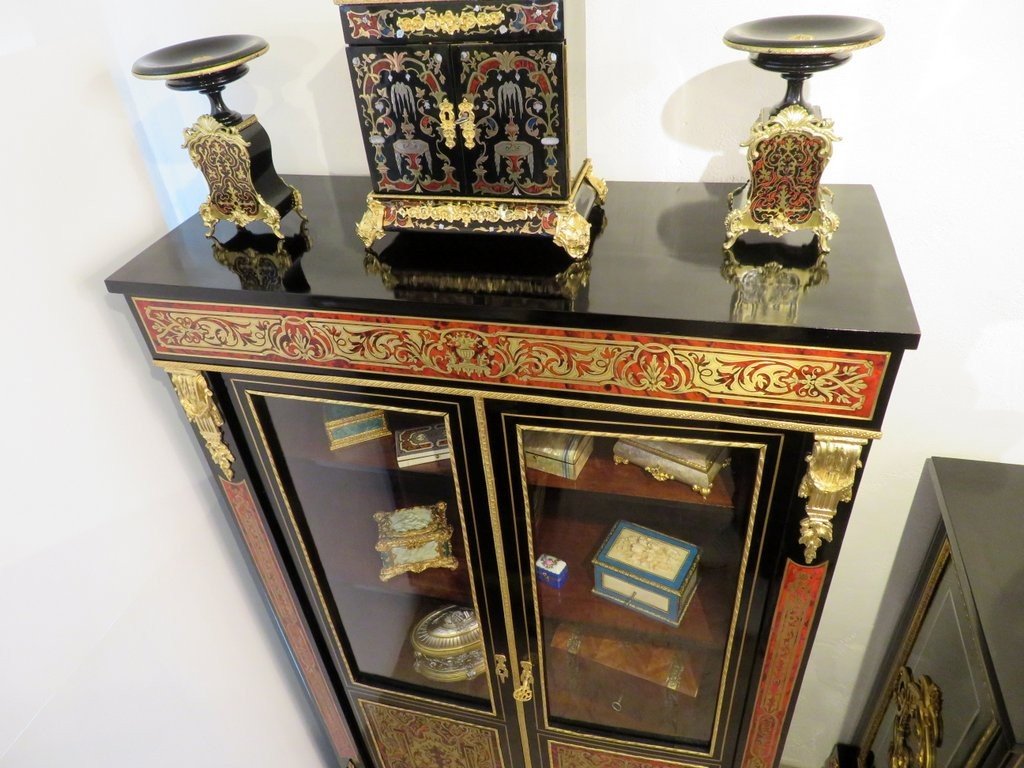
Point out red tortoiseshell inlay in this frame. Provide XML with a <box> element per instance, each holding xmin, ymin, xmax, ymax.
<box><xmin>549</xmin><ymin>740</ymin><xmax>694</xmax><ymax>768</ymax></box>
<box><xmin>219</xmin><ymin>478</ymin><xmax>358</xmax><ymax>764</ymax></box>
<box><xmin>135</xmin><ymin>298</ymin><xmax>888</xmax><ymax>419</ymax></box>
<box><xmin>741</xmin><ymin>560</ymin><xmax>828</xmax><ymax>768</ymax></box>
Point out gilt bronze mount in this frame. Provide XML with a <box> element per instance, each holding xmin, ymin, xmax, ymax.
<box><xmin>132</xmin><ymin>34</ymin><xmax>306</xmax><ymax>238</ymax></box>
<box><xmin>723</xmin><ymin>15</ymin><xmax>883</xmax><ymax>254</ymax></box>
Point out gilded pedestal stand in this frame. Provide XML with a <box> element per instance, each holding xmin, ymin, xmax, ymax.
<box><xmin>357</xmin><ymin>159</ymin><xmax>607</xmax><ymax>261</ymax></box>
<box><xmin>722</xmin><ymin>16</ymin><xmax>884</xmax><ymax>254</ymax></box>
<box><xmin>132</xmin><ymin>34</ymin><xmax>306</xmax><ymax>238</ymax></box>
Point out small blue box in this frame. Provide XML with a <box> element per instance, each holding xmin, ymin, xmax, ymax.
<box><xmin>535</xmin><ymin>554</ymin><xmax>568</xmax><ymax>588</ymax></box>
<box><xmin>324</xmin><ymin>404</ymin><xmax>390</xmax><ymax>450</ymax></box>
<box><xmin>592</xmin><ymin>520</ymin><xmax>700</xmax><ymax>626</ymax></box>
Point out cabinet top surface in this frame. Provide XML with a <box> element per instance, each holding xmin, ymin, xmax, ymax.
<box><xmin>106</xmin><ymin>175</ymin><xmax>919</xmax><ymax>348</ymax></box>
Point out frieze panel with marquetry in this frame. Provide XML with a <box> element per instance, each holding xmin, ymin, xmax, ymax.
<box><xmin>134</xmin><ymin>298</ymin><xmax>888</xmax><ymax>418</ymax></box>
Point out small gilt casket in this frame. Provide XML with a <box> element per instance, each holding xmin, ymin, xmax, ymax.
<box><xmin>410</xmin><ymin>605</ymin><xmax>486</xmax><ymax>683</ymax></box>
<box><xmin>373</xmin><ymin>502</ymin><xmax>457</xmax><ymax>581</ymax></box>
<box><xmin>613</xmin><ymin>439</ymin><xmax>729</xmax><ymax>498</ymax></box>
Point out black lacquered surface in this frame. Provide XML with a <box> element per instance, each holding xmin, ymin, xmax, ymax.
<box><xmin>106</xmin><ymin>175</ymin><xmax>919</xmax><ymax>349</ymax></box>
<box><xmin>933</xmin><ymin>457</ymin><xmax>1024</xmax><ymax>743</ymax></box>
<box><xmin>132</xmin><ymin>34</ymin><xmax>268</xmax><ymax>80</ymax></box>
<box><xmin>723</xmin><ymin>16</ymin><xmax>884</xmax><ymax>55</ymax></box>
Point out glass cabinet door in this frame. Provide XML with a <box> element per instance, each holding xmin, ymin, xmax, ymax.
<box><xmin>494</xmin><ymin>410</ymin><xmax>783</xmax><ymax>756</ymax></box>
<box><xmin>231</xmin><ymin>379</ymin><xmax>495</xmax><ymax>711</ymax></box>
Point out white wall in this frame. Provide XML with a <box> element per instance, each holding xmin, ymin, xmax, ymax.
<box><xmin>5</xmin><ymin>1</ymin><xmax>1022</xmax><ymax>767</ymax></box>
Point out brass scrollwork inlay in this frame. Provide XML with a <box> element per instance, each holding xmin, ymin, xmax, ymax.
<box><xmin>724</xmin><ymin>104</ymin><xmax>842</xmax><ymax>253</ymax></box>
<box><xmin>889</xmin><ymin>666</ymin><xmax>942</xmax><ymax>768</ymax></box>
<box><xmin>797</xmin><ymin>436</ymin><xmax>865</xmax><ymax>563</ymax></box>
<box><xmin>513</xmin><ymin>660</ymin><xmax>534</xmax><ymax>702</ymax></box>
<box><xmin>183</xmin><ymin>115</ymin><xmax>284</xmax><ymax>239</ymax></box>
<box><xmin>167</xmin><ymin>367</ymin><xmax>235</xmax><ymax>480</ymax></box>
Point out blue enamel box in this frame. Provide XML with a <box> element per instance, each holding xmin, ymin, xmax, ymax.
<box><xmin>592</xmin><ymin>520</ymin><xmax>700</xmax><ymax>626</ymax></box>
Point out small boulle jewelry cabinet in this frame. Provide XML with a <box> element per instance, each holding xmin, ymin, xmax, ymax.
<box><xmin>334</xmin><ymin>1</ymin><xmax>606</xmax><ymax>258</ymax></box>
<box><xmin>107</xmin><ymin>177</ymin><xmax>918</xmax><ymax>768</ymax></box>
<box><xmin>826</xmin><ymin>458</ymin><xmax>1024</xmax><ymax>768</ymax></box>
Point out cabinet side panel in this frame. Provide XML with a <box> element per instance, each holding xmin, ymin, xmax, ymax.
<box><xmin>220</xmin><ymin>477</ymin><xmax>360</xmax><ymax>766</ymax></box>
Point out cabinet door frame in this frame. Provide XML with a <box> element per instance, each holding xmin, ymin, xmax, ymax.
<box><xmin>483</xmin><ymin>399</ymin><xmax>796</xmax><ymax>767</ymax></box>
<box><xmin>221</xmin><ymin>371</ymin><xmax>526</xmax><ymax>767</ymax></box>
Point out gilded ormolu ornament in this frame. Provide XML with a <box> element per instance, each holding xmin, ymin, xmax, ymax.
<box><xmin>336</xmin><ymin>0</ymin><xmax>605</xmax><ymax>259</ymax></box>
<box><xmin>132</xmin><ymin>34</ymin><xmax>306</xmax><ymax>238</ymax></box>
<box><xmin>723</xmin><ymin>16</ymin><xmax>884</xmax><ymax>254</ymax></box>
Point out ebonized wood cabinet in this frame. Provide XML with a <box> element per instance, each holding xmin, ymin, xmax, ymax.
<box><xmin>828</xmin><ymin>458</ymin><xmax>1024</xmax><ymax>768</ymax></box>
<box><xmin>106</xmin><ymin>176</ymin><xmax>918</xmax><ymax>768</ymax></box>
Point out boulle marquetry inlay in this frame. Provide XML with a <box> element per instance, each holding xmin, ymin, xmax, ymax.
<box><xmin>549</xmin><ymin>741</ymin><xmax>692</xmax><ymax>768</ymax></box>
<box><xmin>220</xmin><ymin>478</ymin><xmax>357</xmax><ymax>764</ymax></box>
<box><xmin>343</xmin><ymin>3</ymin><xmax>561</xmax><ymax>41</ymax></box>
<box><xmin>135</xmin><ymin>299</ymin><xmax>888</xmax><ymax>418</ymax></box>
<box><xmin>742</xmin><ymin>560</ymin><xmax>827</xmax><ymax>768</ymax></box>
<box><xmin>360</xmin><ymin>700</ymin><xmax>504</xmax><ymax>768</ymax></box>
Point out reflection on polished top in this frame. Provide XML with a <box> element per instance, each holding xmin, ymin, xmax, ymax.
<box><xmin>105</xmin><ymin>175</ymin><xmax>919</xmax><ymax>347</ymax></box>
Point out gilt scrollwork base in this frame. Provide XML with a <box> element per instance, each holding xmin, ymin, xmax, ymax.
<box><xmin>724</xmin><ymin>105</ymin><xmax>841</xmax><ymax>254</ymax></box>
<box><xmin>354</xmin><ymin>159</ymin><xmax>605</xmax><ymax>259</ymax></box>
<box><xmin>167</xmin><ymin>367</ymin><xmax>235</xmax><ymax>480</ymax></box>
<box><xmin>797</xmin><ymin>436</ymin><xmax>865</xmax><ymax>563</ymax></box>
<box><xmin>889</xmin><ymin>666</ymin><xmax>942</xmax><ymax>768</ymax></box>
<box><xmin>183</xmin><ymin>115</ymin><xmax>301</xmax><ymax>239</ymax></box>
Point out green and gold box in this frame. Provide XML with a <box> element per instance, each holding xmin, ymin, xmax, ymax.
<box><xmin>323</xmin><ymin>403</ymin><xmax>390</xmax><ymax>450</ymax></box>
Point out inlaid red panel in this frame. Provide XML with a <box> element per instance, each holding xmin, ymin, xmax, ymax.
<box><xmin>136</xmin><ymin>298</ymin><xmax>888</xmax><ymax>419</ymax></box>
<box><xmin>220</xmin><ymin>478</ymin><xmax>357</xmax><ymax>765</ymax></box>
<box><xmin>549</xmin><ymin>740</ymin><xmax>696</xmax><ymax>768</ymax></box>
<box><xmin>741</xmin><ymin>560</ymin><xmax>828</xmax><ymax>768</ymax></box>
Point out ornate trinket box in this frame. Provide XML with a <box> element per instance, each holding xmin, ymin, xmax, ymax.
<box><xmin>394</xmin><ymin>422</ymin><xmax>451</xmax><ymax>467</ymax></box>
<box><xmin>523</xmin><ymin>430</ymin><xmax>593</xmax><ymax>480</ymax></box>
<box><xmin>535</xmin><ymin>553</ymin><xmax>567</xmax><ymax>588</ymax></box>
<box><xmin>373</xmin><ymin>501</ymin><xmax>458</xmax><ymax>580</ymax></box>
<box><xmin>323</xmin><ymin>403</ymin><xmax>391</xmax><ymax>449</ymax></box>
<box><xmin>592</xmin><ymin>521</ymin><xmax>700</xmax><ymax>627</ymax></box>
<box><xmin>551</xmin><ymin>623</ymin><xmax>699</xmax><ymax>696</ymax></box>
<box><xmin>613</xmin><ymin>439</ymin><xmax>729</xmax><ymax>498</ymax></box>
<box><xmin>410</xmin><ymin>605</ymin><xmax>486</xmax><ymax>682</ymax></box>
<box><xmin>334</xmin><ymin>0</ymin><xmax>606</xmax><ymax>258</ymax></box>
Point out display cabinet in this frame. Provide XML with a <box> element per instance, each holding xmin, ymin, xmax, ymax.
<box><xmin>826</xmin><ymin>458</ymin><xmax>1024</xmax><ymax>768</ymax></box>
<box><xmin>106</xmin><ymin>176</ymin><xmax>918</xmax><ymax>768</ymax></box>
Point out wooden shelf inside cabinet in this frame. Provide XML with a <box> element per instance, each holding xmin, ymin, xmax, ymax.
<box><xmin>260</xmin><ymin>393</ymin><xmax>453</xmax><ymax>477</ymax></box>
<box><xmin>287</xmin><ymin>458</ymin><xmax>473</xmax><ymax>605</ymax></box>
<box><xmin>543</xmin><ymin>641</ymin><xmax>719</xmax><ymax>748</ymax></box>
<box><xmin>525</xmin><ymin>439</ymin><xmax>736</xmax><ymax>509</ymax></box>
<box><xmin>533</xmin><ymin>514</ymin><xmax>738</xmax><ymax>649</ymax></box>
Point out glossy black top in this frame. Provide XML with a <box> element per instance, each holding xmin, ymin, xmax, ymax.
<box><xmin>723</xmin><ymin>16</ymin><xmax>884</xmax><ymax>56</ymax></box>
<box><xmin>930</xmin><ymin>457</ymin><xmax>1024</xmax><ymax>742</ymax></box>
<box><xmin>132</xmin><ymin>34</ymin><xmax>268</xmax><ymax>80</ymax></box>
<box><xmin>106</xmin><ymin>175</ymin><xmax>919</xmax><ymax>350</ymax></box>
